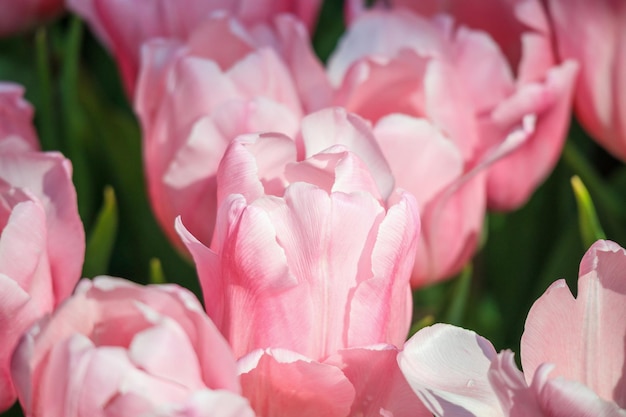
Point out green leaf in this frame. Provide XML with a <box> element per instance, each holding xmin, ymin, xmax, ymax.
<box><xmin>83</xmin><ymin>186</ymin><xmax>118</xmax><ymax>278</ymax></box>
<box><xmin>571</xmin><ymin>175</ymin><xmax>606</xmax><ymax>248</ymax></box>
<box><xmin>443</xmin><ymin>264</ymin><xmax>472</xmax><ymax>326</ymax></box>
<box><xmin>149</xmin><ymin>258</ymin><xmax>167</xmax><ymax>284</ymax></box>
<box><xmin>408</xmin><ymin>315</ymin><xmax>435</xmax><ymax>338</ymax></box>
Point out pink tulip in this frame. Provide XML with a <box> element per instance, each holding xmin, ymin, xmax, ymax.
<box><xmin>545</xmin><ymin>0</ymin><xmax>626</xmax><ymax>161</ymax></box>
<box><xmin>11</xmin><ymin>276</ymin><xmax>255</xmax><ymax>417</ymax></box>
<box><xmin>0</xmin><ymin>83</ymin><xmax>39</xmax><ymax>152</ymax></box>
<box><xmin>177</xmin><ymin>129</ymin><xmax>417</xmax><ymax>358</ymax></box>
<box><xmin>177</xmin><ymin>109</ymin><xmax>427</xmax><ymax>415</ymax></box>
<box><xmin>135</xmin><ymin>13</ymin><xmax>330</xmax><ymax>252</ymax></box>
<box><xmin>68</xmin><ymin>0</ymin><xmax>323</xmax><ymax>94</ymax></box>
<box><xmin>0</xmin><ymin>0</ymin><xmax>63</xmax><ymax>36</ymax></box>
<box><xmin>399</xmin><ymin>240</ymin><xmax>626</xmax><ymax>416</ymax></box>
<box><xmin>0</xmin><ymin>149</ymin><xmax>84</xmax><ymax>411</ymax></box>
<box><xmin>334</xmin><ymin>1</ymin><xmax>577</xmax><ymax>211</ymax></box>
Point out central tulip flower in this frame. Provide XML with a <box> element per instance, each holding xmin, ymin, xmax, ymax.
<box><xmin>399</xmin><ymin>240</ymin><xmax>626</xmax><ymax>416</ymax></box>
<box><xmin>11</xmin><ymin>277</ymin><xmax>255</xmax><ymax>417</ymax></box>
<box><xmin>135</xmin><ymin>12</ymin><xmax>331</xmax><ymax>253</ymax></box>
<box><xmin>177</xmin><ymin>109</ymin><xmax>431</xmax><ymax>416</ymax></box>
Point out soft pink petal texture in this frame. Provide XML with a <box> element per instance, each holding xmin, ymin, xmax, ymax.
<box><xmin>135</xmin><ymin>15</ymin><xmax>313</xmax><ymax>251</ymax></box>
<box><xmin>373</xmin><ymin>114</ymin><xmax>461</xmax><ymax>210</ymax></box>
<box><xmin>484</xmin><ymin>60</ymin><xmax>578</xmax><ymax>210</ymax></box>
<box><xmin>398</xmin><ymin>323</ymin><xmax>504</xmax><ymax>417</ymax></box>
<box><xmin>359</xmin><ymin>0</ymin><xmax>554</xmax><ymax>76</ymax></box>
<box><xmin>0</xmin><ymin>152</ymin><xmax>84</xmax><ymax>299</ymax></box>
<box><xmin>238</xmin><ymin>348</ymin><xmax>355</xmax><ymax>417</ymax></box>
<box><xmin>329</xmin><ymin>11</ymin><xmax>480</xmax><ymax>162</ymax></box>
<box><xmin>0</xmin><ymin>150</ymin><xmax>83</xmax><ymax>412</ymax></box>
<box><xmin>414</xmin><ymin>172</ymin><xmax>486</xmax><ymax>287</ymax></box>
<box><xmin>11</xmin><ymin>276</ymin><xmax>244</xmax><ymax>417</ymax></box>
<box><xmin>0</xmin><ymin>83</ymin><xmax>38</xmax><ymax>152</ymax></box>
<box><xmin>340</xmin><ymin>1</ymin><xmax>572</xmax><ymax>212</ymax></box>
<box><xmin>325</xmin><ymin>345</ymin><xmax>431</xmax><ymax>417</ymax></box>
<box><xmin>216</xmin><ymin>133</ymin><xmax>295</xmax><ymax>204</ymax></box>
<box><xmin>537</xmin><ymin>375</ymin><xmax>626</xmax><ymax>417</ymax></box>
<box><xmin>521</xmin><ymin>240</ymin><xmax>626</xmax><ymax>408</ymax></box>
<box><xmin>69</xmin><ymin>0</ymin><xmax>322</xmax><ymax>94</ymax></box>
<box><xmin>0</xmin><ymin>0</ymin><xmax>63</xmax><ymax>36</ymax></box>
<box><xmin>299</xmin><ymin>107</ymin><xmax>394</xmax><ymax>199</ymax></box>
<box><xmin>547</xmin><ymin>0</ymin><xmax>626</xmax><ymax>161</ymax></box>
<box><xmin>145</xmin><ymin>390</ymin><xmax>255</xmax><ymax>417</ymax></box>
<box><xmin>488</xmin><ymin>351</ymin><xmax>546</xmax><ymax>416</ymax></box>
<box><xmin>0</xmin><ymin>273</ymin><xmax>41</xmax><ymax>411</ymax></box>
<box><xmin>372</xmin><ymin>114</ymin><xmax>484</xmax><ymax>286</ymax></box>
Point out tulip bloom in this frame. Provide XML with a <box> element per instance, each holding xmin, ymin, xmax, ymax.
<box><xmin>177</xmin><ymin>109</ymin><xmax>429</xmax><ymax>415</ymax></box>
<box><xmin>69</xmin><ymin>0</ymin><xmax>323</xmax><ymax>94</ymax></box>
<box><xmin>546</xmin><ymin>0</ymin><xmax>626</xmax><ymax>161</ymax></box>
<box><xmin>0</xmin><ymin>0</ymin><xmax>63</xmax><ymax>36</ymax></box>
<box><xmin>0</xmin><ymin>150</ymin><xmax>84</xmax><ymax>411</ymax></box>
<box><xmin>135</xmin><ymin>13</ymin><xmax>330</xmax><ymax>252</ymax></box>
<box><xmin>335</xmin><ymin>0</ymin><xmax>577</xmax><ymax>211</ymax></box>
<box><xmin>11</xmin><ymin>277</ymin><xmax>255</xmax><ymax>417</ymax></box>
<box><xmin>399</xmin><ymin>240</ymin><xmax>626</xmax><ymax>416</ymax></box>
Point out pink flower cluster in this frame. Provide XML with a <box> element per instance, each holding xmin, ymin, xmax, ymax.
<box><xmin>0</xmin><ymin>0</ymin><xmax>625</xmax><ymax>416</ymax></box>
<box><xmin>75</xmin><ymin>0</ymin><xmax>585</xmax><ymax>287</ymax></box>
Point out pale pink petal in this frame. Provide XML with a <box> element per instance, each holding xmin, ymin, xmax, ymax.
<box><xmin>488</xmin><ymin>351</ymin><xmax>545</xmax><ymax>416</ymax></box>
<box><xmin>0</xmin><ymin>275</ymin><xmax>40</xmax><ymax>411</ymax></box>
<box><xmin>145</xmin><ymin>389</ymin><xmax>255</xmax><ymax>417</ymax></box>
<box><xmin>347</xmin><ymin>191</ymin><xmax>419</xmax><ymax>347</ymax></box>
<box><xmin>327</xmin><ymin>9</ymin><xmax>446</xmax><ymax>86</ymax></box>
<box><xmin>238</xmin><ymin>348</ymin><xmax>355</xmax><ymax>417</ymax></box>
<box><xmin>0</xmin><ymin>83</ymin><xmax>38</xmax><ymax>152</ymax></box>
<box><xmin>217</xmin><ymin>132</ymin><xmax>295</xmax><ymax>204</ymax></box>
<box><xmin>285</xmin><ymin>146</ymin><xmax>382</xmax><ymax>201</ymax></box>
<box><xmin>536</xmin><ymin>372</ymin><xmax>626</xmax><ymax>417</ymax></box>
<box><xmin>398</xmin><ymin>323</ymin><xmax>503</xmax><ymax>417</ymax></box>
<box><xmin>0</xmin><ymin>201</ymin><xmax>51</xmax><ymax>302</ymax></box>
<box><xmin>414</xmin><ymin>172</ymin><xmax>486</xmax><ymax>286</ymax></box>
<box><xmin>373</xmin><ymin>114</ymin><xmax>463</xmax><ymax>207</ymax></box>
<box><xmin>521</xmin><ymin>240</ymin><xmax>626</xmax><ymax>407</ymax></box>
<box><xmin>485</xmin><ymin>61</ymin><xmax>578</xmax><ymax>210</ymax></box>
<box><xmin>547</xmin><ymin>0</ymin><xmax>626</xmax><ymax>160</ymax></box>
<box><xmin>0</xmin><ymin>152</ymin><xmax>84</xmax><ymax>300</ymax></box>
<box><xmin>326</xmin><ymin>345</ymin><xmax>432</xmax><ymax>417</ymax></box>
<box><xmin>299</xmin><ymin>108</ymin><xmax>394</xmax><ymax>199</ymax></box>
<box><xmin>128</xmin><ymin>318</ymin><xmax>205</xmax><ymax>391</ymax></box>
<box><xmin>257</xmin><ymin>14</ymin><xmax>332</xmax><ymax>112</ymax></box>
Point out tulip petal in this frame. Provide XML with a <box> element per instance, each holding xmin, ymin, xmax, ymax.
<box><xmin>521</xmin><ymin>240</ymin><xmax>626</xmax><ymax>407</ymax></box>
<box><xmin>238</xmin><ymin>348</ymin><xmax>355</xmax><ymax>417</ymax></box>
<box><xmin>398</xmin><ymin>323</ymin><xmax>503</xmax><ymax>417</ymax></box>
<box><xmin>326</xmin><ymin>345</ymin><xmax>432</xmax><ymax>417</ymax></box>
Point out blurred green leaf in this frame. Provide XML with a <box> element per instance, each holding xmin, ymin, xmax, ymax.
<box><xmin>443</xmin><ymin>264</ymin><xmax>472</xmax><ymax>326</ymax></box>
<box><xmin>571</xmin><ymin>175</ymin><xmax>606</xmax><ymax>248</ymax></box>
<box><xmin>83</xmin><ymin>186</ymin><xmax>118</xmax><ymax>278</ymax></box>
<box><xmin>408</xmin><ymin>315</ymin><xmax>435</xmax><ymax>338</ymax></box>
<box><xmin>149</xmin><ymin>258</ymin><xmax>167</xmax><ymax>284</ymax></box>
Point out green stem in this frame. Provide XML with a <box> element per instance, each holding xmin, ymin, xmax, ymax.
<box><xmin>35</xmin><ymin>27</ymin><xmax>58</xmax><ymax>151</ymax></box>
